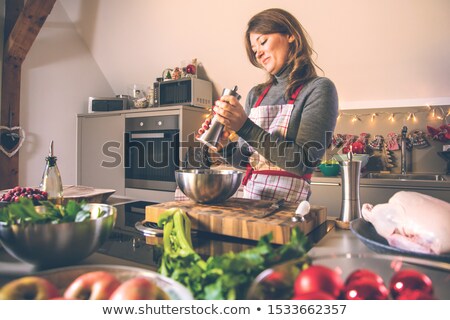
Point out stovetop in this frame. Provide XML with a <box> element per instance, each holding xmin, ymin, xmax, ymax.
<box><xmin>97</xmin><ymin>201</ymin><xmax>333</xmax><ymax>270</ymax></box>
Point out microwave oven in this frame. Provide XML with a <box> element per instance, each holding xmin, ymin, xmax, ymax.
<box><xmin>153</xmin><ymin>78</ymin><xmax>212</xmax><ymax>108</ymax></box>
<box><xmin>88</xmin><ymin>96</ymin><xmax>132</xmax><ymax>113</ymax></box>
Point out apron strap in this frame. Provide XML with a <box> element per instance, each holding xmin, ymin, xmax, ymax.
<box><xmin>287</xmin><ymin>86</ymin><xmax>303</xmax><ymax>104</ymax></box>
<box><xmin>253</xmin><ymin>85</ymin><xmax>272</xmax><ymax>108</ymax></box>
<box><xmin>253</xmin><ymin>84</ymin><xmax>304</xmax><ymax>108</ymax></box>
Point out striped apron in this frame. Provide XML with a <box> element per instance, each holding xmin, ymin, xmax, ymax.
<box><xmin>242</xmin><ymin>85</ymin><xmax>311</xmax><ymax>203</ymax></box>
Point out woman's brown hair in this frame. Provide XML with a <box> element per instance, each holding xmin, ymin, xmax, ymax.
<box><xmin>245</xmin><ymin>8</ymin><xmax>321</xmax><ymax>100</ymax></box>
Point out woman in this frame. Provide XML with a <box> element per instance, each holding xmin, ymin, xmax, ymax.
<box><xmin>205</xmin><ymin>8</ymin><xmax>338</xmax><ymax>203</ymax></box>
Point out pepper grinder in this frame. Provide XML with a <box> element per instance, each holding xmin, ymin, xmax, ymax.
<box><xmin>197</xmin><ymin>86</ymin><xmax>241</xmax><ymax>151</ymax></box>
<box><xmin>336</xmin><ymin>151</ymin><xmax>362</xmax><ymax>229</ymax></box>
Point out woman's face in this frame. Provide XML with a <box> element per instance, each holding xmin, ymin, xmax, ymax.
<box><xmin>250</xmin><ymin>32</ymin><xmax>294</xmax><ymax>75</ymax></box>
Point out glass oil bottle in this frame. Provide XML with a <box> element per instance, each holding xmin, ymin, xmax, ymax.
<box><xmin>39</xmin><ymin>140</ymin><xmax>63</xmax><ymax>205</ymax></box>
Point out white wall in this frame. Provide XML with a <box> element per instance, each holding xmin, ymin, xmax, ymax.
<box><xmin>17</xmin><ymin>0</ymin><xmax>450</xmax><ymax>186</ymax></box>
<box><xmin>19</xmin><ymin>1</ymin><xmax>114</xmax><ymax>186</ymax></box>
<box><xmin>60</xmin><ymin>0</ymin><xmax>450</xmax><ymax>107</ymax></box>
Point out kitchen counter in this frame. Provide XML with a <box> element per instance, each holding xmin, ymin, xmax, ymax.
<box><xmin>0</xmin><ymin>219</ymin><xmax>364</xmax><ymax>280</ymax></box>
<box><xmin>2</xmin><ymin>218</ymin><xmax>450</xmax><ymax>299</ymax></box>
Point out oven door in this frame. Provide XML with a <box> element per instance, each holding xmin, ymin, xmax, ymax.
<box><xmin>125</xmin><ymin>129</ymin><xmax>180</xmax><ymax>191</ymax></box>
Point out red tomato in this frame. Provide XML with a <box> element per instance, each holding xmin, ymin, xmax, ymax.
<box><xmin>389</xmin><ymin>269</ymin><xmax>433</xmax><ymax>299</ymax></box>
<box><xmin>293</xmin><ymin>265</ymin><xmax>344</xmax><ymax>298</ymax></box>
<box><xmin>292</xmin><ymin>291</ymin><xmax>335</xmax><ymax>300</ymax></box>
<box><xmin>343</xmin><ymin>278</ymin><xmax>389</xmax><ymax>300</ymax></box>
<box><xmin>345</xmin><ymin>269</ymin><xmax>384</xmax><ymax>286</ymax></box>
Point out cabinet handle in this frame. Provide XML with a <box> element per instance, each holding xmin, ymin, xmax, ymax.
<box><xmin>130</xmin><ymin>133</ymin><xmax>165</xmax><ymax>139</ymax></box>
<box><xmin>311</xmin><ymin>182</ymin><xmax>341</xmax><ymax>186</ymax></box>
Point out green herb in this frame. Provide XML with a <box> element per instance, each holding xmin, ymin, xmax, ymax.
<box><xmin>157</xmin><ymin>208</ymin><xmax>311</xmax><ymax>300</ymax></box>
<box><xmin>0</xmin><ymin>198</ymin><xmax>105</xmax><ymax>226</ymax></box>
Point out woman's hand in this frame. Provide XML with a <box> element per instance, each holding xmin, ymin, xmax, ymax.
<box><xmin>213</xmin><ymin>95</ymin><xmax>248</xmax><ymax>132</ymax></box>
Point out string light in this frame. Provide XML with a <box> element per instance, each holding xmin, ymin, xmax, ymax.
<box><xmin>336</xmin><ymin>105</ymin><xmax>449</xmax><ymax>123</ymax></box>
<box><xmin>435</xmin><ymin>107</ymin><xmax>445</xmax><ymax>120</ymax></box>
<box><xmin>388</xmin><ymin>113</ymin><xmax>395</xmax><ymax>122</ymax></box>
<box><xmin>431</xmin><ymin>108</ymin><xmax>436</xmax><ymax>119</ymax></box>
<box><xmin>371</xmin><ymin>113</ymin><xmax>378</xmax><ymax>122</ymax></box>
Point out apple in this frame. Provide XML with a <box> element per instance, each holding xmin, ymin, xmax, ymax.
<box><xmin>110</xmin><ymin>277</ymin><xmax>167</xmax><ymax>300</ymax></box>
<box><xmin>0</xmin><ymin>276</ymin><xmax>59</xmax><ymax>300</ymax></box>
<box><xmin>63</xmin><ymin>271</ymin><xmax>121</xmax><ymax>300</ymax></box>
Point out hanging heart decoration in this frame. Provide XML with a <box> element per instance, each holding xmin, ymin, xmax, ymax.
<box><xmin>0</xmin><ymin>126</ymin><xmax>26</xmax><ymax>158</ymax></box>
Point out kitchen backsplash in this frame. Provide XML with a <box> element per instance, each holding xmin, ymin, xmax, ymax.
<box><xmin>327</xmin><ymin>106</ymin><xmax>450</xmax><ymax>174</ymax></box>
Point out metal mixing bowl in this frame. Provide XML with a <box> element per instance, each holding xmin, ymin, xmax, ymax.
<box><xmin>0</xmin><ymin>203</ymin><xmax>116</xmax><ymax>269</ymax></box>
<box><xmin>175</xmin><ymin>169</ymin><xmax>243</xmax><ymax>203</ymax></box>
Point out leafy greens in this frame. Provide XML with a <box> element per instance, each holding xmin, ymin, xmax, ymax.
<box><xmin>0</xmin><ymin>197</ymin><xmax>105</xmax><ymax>226</ymax></box>
<box><xmin>157</xmin><ymin>207</ymin><xmax>311</xmax><ymax>300</ymax></box>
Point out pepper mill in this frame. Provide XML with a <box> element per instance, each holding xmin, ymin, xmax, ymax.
<box><xmin>336</xmin><ymin>152</ymin><xmax>362</xmax><ymax>229</ymax></box>
<box><xmin>197</xmin><ymin>86</ymin><xmax>241</xmax><ymax>151</ymax></box>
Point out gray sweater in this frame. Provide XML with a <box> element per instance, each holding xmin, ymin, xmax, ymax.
<box><xmin>225</xmin><ymin>71</ymin><xmax>338</xmax><ymax>176</ymax></box>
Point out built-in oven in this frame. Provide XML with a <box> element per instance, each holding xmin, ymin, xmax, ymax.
<box><xmin>124</xmin><ymin>115</ymin><xmax>179</xmax><ymax>191</ymax></box>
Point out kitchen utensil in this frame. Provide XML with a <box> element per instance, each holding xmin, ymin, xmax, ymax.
<box><xmin>291</xmin><ymin>200</ymin><xmax>311</xmax><ymax>222</ymax></box>
<box><xmin>175</xmin><ymin>169</ymin><xmax>243</xmax><ymax>204</ymax></box>
<box><xmin>145</xmin><ymin>198</ymin><xmax>327</xmax><ymax>245</ymax></box>
<box><xmin>62</xmin><ymin>185</ymin><xmax>116</xmax><ymax>204</ymax></box>
<box><xmin>253</xmin><ymin>198</ymin><xmax>285</xmax><ymax>218</ymax></box>
<box><xmin>336</xmin><ymin>155</ymin><xmax>362</xmax><ymax>229</ymax></box>
<box><xmin>196</xmin><ymin>86</ymin><xmax>241</xmax><ymax>151</ymax></box>
<box><xmin>0</xmin><ymin>203</ymin><xmax>117</xmax><ymax>268</ymax></box>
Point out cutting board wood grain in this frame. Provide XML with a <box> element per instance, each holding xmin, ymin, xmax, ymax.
<box><xmin>145</xmin><ymin>198</ymin><xmax>327</xmax><ymax>245</ymax></box>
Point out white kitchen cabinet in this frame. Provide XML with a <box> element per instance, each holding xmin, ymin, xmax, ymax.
<box><xmin>77</xmin><ymin>106</ymin><xmax>209</xmax><ymax>199</ymax></box>
<box><xmin>77</xmin><ymin>113</ymin><xmax>125</xmax><ymax>195</ymax></box>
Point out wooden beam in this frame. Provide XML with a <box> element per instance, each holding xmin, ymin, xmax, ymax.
<box><xmin>5</xmin><ymin>0</ymin><xmax>57</xmax><ymax>63</ymax></box>
<box><xmin>0</xmin><ymin>0</ymin><xmax>56</xmax><ymax>189</ymax></box>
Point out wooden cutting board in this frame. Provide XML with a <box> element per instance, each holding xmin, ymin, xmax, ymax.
<box><xmin>145</xmin><ymin>198</ymin><xmax>327</xmax><ymax>245</ymax></box>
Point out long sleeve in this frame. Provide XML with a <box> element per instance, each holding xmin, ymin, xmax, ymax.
<box><xmin>235</xmin><ymin>77</ymin><xmax>338</xmax><ymax>176</ymax></box>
